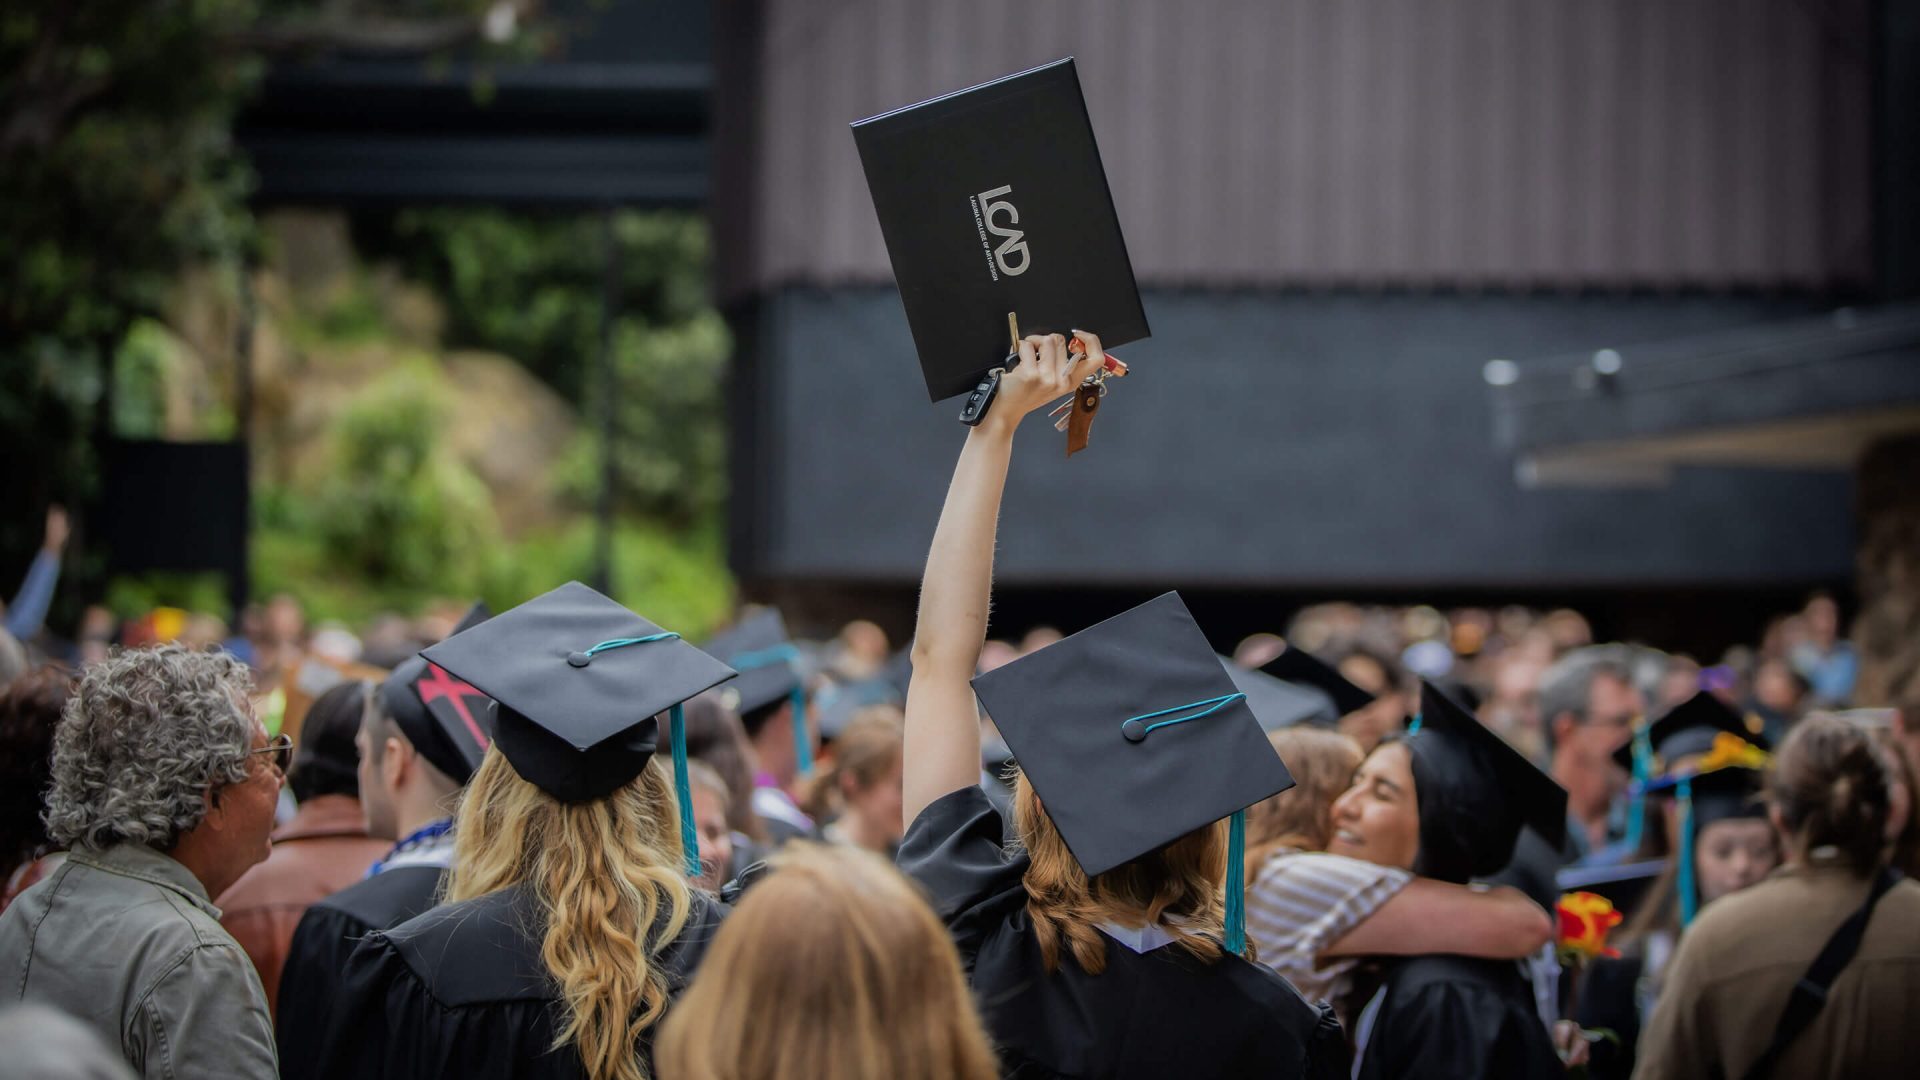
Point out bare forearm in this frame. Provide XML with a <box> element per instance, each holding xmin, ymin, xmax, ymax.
<box><xmin>1323</xmin><ymin>880</ymin><xmax>1551</xmax><ymax>959</ymax></box>
<box><xmin>903</xmin><ymin>419</ymin><xmax>1017</xmax><ymax>821</ymax></box>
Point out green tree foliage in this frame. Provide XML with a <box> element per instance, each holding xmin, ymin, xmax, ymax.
<box><xmin>362</xmin><ymin>208</ymin><xmax>728</xmax><ymax>526</ymax></box>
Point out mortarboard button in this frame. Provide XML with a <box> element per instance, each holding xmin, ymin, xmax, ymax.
<box><xmin>567</xmin><ymin>651</ymin><xmax>592</xmax><ymax>668</ymax></box>
<box><xmin>1121</xmin><ymin>718</ymin><xmax>1148</xmax><ymax>743</ymax></box>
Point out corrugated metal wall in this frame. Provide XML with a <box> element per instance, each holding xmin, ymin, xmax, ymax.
<box><xmin>715</xmin><ymin>0</ymin><xmax>1872</xmax><ymax>297</ymax></box>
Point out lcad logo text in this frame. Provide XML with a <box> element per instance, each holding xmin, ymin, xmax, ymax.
<box><xmin>977</xmin><ymin>185</ymin><xmax>1031</xmax><ymax>277</ymax></box>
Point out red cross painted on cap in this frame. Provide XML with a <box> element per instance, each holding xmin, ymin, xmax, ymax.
<box><xmin>414</xmin><ymin>662</ymin><xmax>490</xmax><ymax>750</ymax></box>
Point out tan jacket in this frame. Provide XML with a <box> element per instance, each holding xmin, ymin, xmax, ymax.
<box><xmin>216</xmin><ymin>794</ymin><xmax>386</xmax><ymax>1015</ymax></box>
<box><xmin>0</xmin><ymin>843</ymin><xmax>278</xmax><ymax>1080</ymax></box>
<box><xmin>1635</xmin><ymin>859</ymin><xmax>1920</xmax><ymax>1080</ymax></box>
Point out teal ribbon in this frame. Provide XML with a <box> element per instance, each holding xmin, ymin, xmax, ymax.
<box><xmin>669</xmin><ymin>703</ymin><xmax>699</xmax><ymax>878</ymax></box>
<box><xmin>1224</xmin><ymin>808</ymin><xmax>1247</xmax><ymax>955</ymax></box>
<box><xmin>1622</xmin><ymin>726</ymin><xmax>1653</xmax><ymax>854</ymax></box>
<box><xmin>1123</xmin><ymin>692</ymin><xmax>1252</xmax><ymax>957</ymax></box>
<box><xmin>1125</xmin><ymin>693</ymin><xmax>1247</xmax><ymax>735</ymax></box>
<box><xmin>1676</xmin><ymin>774</ymin><xmax>1697</xmax><ymax>927</ymax></box>
<box><xmin>575</xmin><ymin>632</ymin><xmax>701</xmax><ymax>878</ymax></box>
<box><xmin>728</xmin><ymin>643</ymin><xmax>813</xmax><ymax>777</ymax></box>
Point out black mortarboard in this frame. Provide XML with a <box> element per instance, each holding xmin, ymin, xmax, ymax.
<box><xmin>422</xmin><ymin>582</ymin><xmax>737</xmax><ymax>808</ymax></box>
<box><xmin>851</xmin><ymin>58</ymin><xmax>1149</xmax><ymax>402</ymax></box>
<box><xmin>973</xmin><ymin>592</ymin><xmax>1294</xmax><ymax>895</ymax></box>
<box><xmin>1556</xmin><ymin>859</ymin><xmax>1668</xmax><ymax>918</ymax></box>
<box><xmin>1404</xmin><ymin>681</ymin><xmax>1568</xmax><ymax>883</ymax></box>
<box><xmin>1613</xmin><ymin>691</ymin><xmax>1769</xmax><ymax>773</ymax></box>
<box><xmin>1220</xmin><ymin>658</ymin><xmax>1338</xmax><ymax>730</ymax></box>
<box><xmin>375</xmin><ymin>601</ymin><xmax>496</xmax><ymax>785</ymax></box>
<box><xmin>706</xmin><ymin>611</ymin><xmax>803</xmax><ymax>716</ymax></box>
<box><xmin>705</xmin><ymin>609</ymin><xmax>813</xmax><ymax>774</ymax></box>
<box><xmin>1261</xmin><ymin>647</ymin><xmax>1377</xmax><ymax>718</ymax></box>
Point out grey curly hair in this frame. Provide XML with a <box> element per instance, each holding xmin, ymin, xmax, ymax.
<box><xmin>45</xmin><ymin>644</ymin><xmax>256</xmax><ymax>851</ymax></box>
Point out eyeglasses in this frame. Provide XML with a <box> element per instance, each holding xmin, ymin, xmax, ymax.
<box><xmin>250</xmin><ymin>733</ymin><xmax>294</xmax><ymax>776</ymax></box>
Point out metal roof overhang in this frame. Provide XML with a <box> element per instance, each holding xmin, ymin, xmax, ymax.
<box><xmin>1490</xmin><ymin>305</ymin><xmax>1920</xmax><ymax>488</ymax></box>
<box><xmin>237</xmin><ymin>60</ymin><xmax>711</xmax><ymax>208</ymax></box>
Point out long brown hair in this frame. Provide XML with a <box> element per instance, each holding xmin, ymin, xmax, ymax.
<box><xmin>1769</xmin><ymin>714</ymin><xmax>1895</xmax><ymax>875</ymax></box>
<box><xmin>449</xmin><ymin>751</ymin><xmax>693</xmax><ymax>1080</ymax></box>
<box><xmin>1012</xmin><ymin>770</ymin><xmax>1238</xmax><ymax>974</ymax></box>
<box><xmin>1243</xmin><ymin>727</ymin><xmax>1364</xmax><ymax>879</ymax></box>
<box><xmin>654</xmin><ymin>843</ymin><xmax>999</xmax><ymax>1080</ymax></box>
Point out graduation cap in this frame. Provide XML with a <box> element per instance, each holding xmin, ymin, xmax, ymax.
<box><xmin>705</xmin><ymin>610</ymin><xmax>814</xmax><ymax>776</ymax></box>
<box><xmin>1220</xmin><ymin>658</ymin><xmax>1338</xmax><ymax>731</ymax></box>
<box><xmin>1613</xmin><ymin>691</ymin><xmax>1768</xmax><ymax>774</ymax></box>
<box><xmin>851</xmin><ymin>58</ymin><xmax>1149</xmax><ymax>403</ymax></box>
<box><xmin>971</xmin><ymin>592</ymin><xmax>1296</xmax><ymax>954</ymax></box>
<box><xmin>421</xmin><ymin>582</ymin><xmax>737</xmax><ymax>877</ymax></box>
<box><xmin>1403</xmin><ymin>681</ymin><xmax>1568</xmax><ymax>883</ymax></box>
<box><xmin>1260</xmin><ymin>647</ymin><xmax>1377</xmax><ymax>718</ymax></box>
<box><xmin>376</xmin><ymin>602</ymin><xmax>496</xmax><ymax>785</ymax></box>
<box><xmin>1556</xmin><ymin>859</ymin><xmax>1668</xmax><ymax>919</ymax></box>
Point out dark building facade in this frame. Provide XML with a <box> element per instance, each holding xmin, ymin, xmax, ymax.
<box><xmin>712</xmin><ymin>0</ymin><xmax>1899</xmax><ymax>648</ymax></box>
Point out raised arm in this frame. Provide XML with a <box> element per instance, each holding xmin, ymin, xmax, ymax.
<box><xmin>902</xmin><ymin>331</ymin><xmax>1101</xmax><ymax>826</ymax></box>
<box><xmin>1320</xmin><ymin>878</ymin><xmax>1552</xmax><ymax>960</ymax></box>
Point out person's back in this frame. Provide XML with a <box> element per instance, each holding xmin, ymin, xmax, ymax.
<box><xmin>1636</xmin><ymin>714</ymin><xmax>1920</xmax><ymax>1080</ymax></box>
<box><xmin>1636</xmin><ymin>865</ymin><xmax>1920</xmax><ymax>1079</ymax></box>
<box><xmin>1354</xmin><ymin>953</ymin><xmax>1561</xmax><ymax>1080</ymax></box>
<box><xmin>0</xmin><ymin>845</ymin><xmax>274</xmax><ymax>1076</ymax></box>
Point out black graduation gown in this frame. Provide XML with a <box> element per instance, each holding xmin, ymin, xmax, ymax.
<box><xmin>277</xmin><ymin>864</ymin><xmax>448</xmax><ymax>1080</ymax></box>
<box><xmin>1573</xmin><ymin>951</ymin><xmax>1647</xmax><ymax>1080</ymax></box>
<box><xmin>310</xmin><ymin>881</ymin><xmax>726</xmax><ymax>1080</ymax></box>
<box><xmin>1354</xmin><ymin>954</ymin><xmax>1562</xmax><ymax>1080</ymax></box>
<box><xmin>899</xmin><ymin>786</ymin><xmax>1337</xmax><ymax>1080</ymax></box>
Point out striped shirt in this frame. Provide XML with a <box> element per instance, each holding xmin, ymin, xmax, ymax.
<box><xmin>1246</xmin><ymin>848</ymin><xmax>1412</xmax><ymax>1005</ymax></box>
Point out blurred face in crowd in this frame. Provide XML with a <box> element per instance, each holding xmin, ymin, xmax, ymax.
<box><xmin>1755</xmin><ymin>659</ymin><xmax>1804</xmax><ymax>713</ymax></box>
<box><xmin>691</xmin><ymin>785</ymin><xmax>734</xmax><ymax>891</ymax></box>
<box><xmin>1695</xmin><ymin>817</ymin><xmax>1779</xmax><ymax>905</ymax></box>
<box><xmin>1328</xmin><ymin>742</ymin><xmax>1421</xmax><ymax>871</ymax></box>
<box><xmin>844</xmin><ymin>753</ymin><xmax>906</xmax><ymax>849</ymax></box>
<box><xmin>265</xmin><ymin>594</ymin><xmax>305</xmax><ymax>646</ymax></box>
<box><xmin>1804</xmin><ymin>595</ymin><xmax>1839</xmax><ymax>648</ymax></box>
<box><xmin>1559</xmin><ymin>671</ymin><xmax>1640</xmax><ymax>822</ymax></box>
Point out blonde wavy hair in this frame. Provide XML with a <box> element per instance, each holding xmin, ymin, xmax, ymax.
<box><xmin>655</xmin><ymin>842</ymin><xmax>999</xmax><ymax>1080</ymax></box>
<box><xmin>449</xmin><ymin>750</ymin><xmax>694</xmax><ymax>1080</ymax></box>
<box><xmin>1012</xmin><ymin>770</ymin><xmax>1241</xmax><ymax>974</ymax></box>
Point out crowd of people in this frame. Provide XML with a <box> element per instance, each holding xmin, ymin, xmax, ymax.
<box><xmin>1</xmin><ymin>335</ymin><xmax>1917</xmax><ymax>1079</ymax></box>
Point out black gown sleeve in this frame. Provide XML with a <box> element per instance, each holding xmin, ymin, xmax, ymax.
<box><xmin>275</xmin><ymin>905</ymin><xmax>367</xmax><ymax>1080</ymax></box>
<box><xmin>896</xmin><ymin>785</ymin><xmax>1030</xmax><ymax>960</ymax></box>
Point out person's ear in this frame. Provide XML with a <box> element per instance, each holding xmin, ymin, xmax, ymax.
<box><xmin>1551</xmin><ymin>712</ymin><xmax>1578</xmax><ymax>748</ymax></box>
<box><xmin>383</xmin><ymin>736</ymin><xmax>409</xmax><ymax>790</ymax></box>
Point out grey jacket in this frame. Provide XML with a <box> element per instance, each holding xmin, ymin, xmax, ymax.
<box><xmin>0</xmin><ymin>843</ymin><xmax>278</xmax><ymax>1080</ymax></box>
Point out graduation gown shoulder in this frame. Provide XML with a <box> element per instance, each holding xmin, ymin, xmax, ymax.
<box><xmin>1355</xmin><ymin>954</ymin><xmax>1562</xmax><ymax>1080</ymax></box>
<box><xmin>276</xmin><ymin>864</ymin><xmax>447</xmax><ymax>1080</ymax></box>
<box><xmin>311</xmin><ymin>881</ymin><xmax>727</xmax><ymax>1080</ymax></box>
<box><xmin>900</xmin><ymin>785</ymin><xmax>1339</xmax><ymax>1080</ymax></box>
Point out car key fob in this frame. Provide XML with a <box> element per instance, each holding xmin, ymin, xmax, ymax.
<box><xmin>958</xmin><ymin>350</ymin><xmax>1022</xmax><ymax>426</ymax></box>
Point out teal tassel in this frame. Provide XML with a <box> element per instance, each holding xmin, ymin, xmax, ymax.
<box><xmin>1623</xmin><ymin>727</ymin><xmax>1652</xmax><ymax>853</ymax></box>
<box><xmin>670</xmin><ymin>703</ymin><xmax>700</xmax><ymax>879</ymax></box>
<box><xmin>1676</xmin><ymin>775</ymin><xmax>1697</xmax><ymax>927</ymax></box>
<box><xmin>790</xmin><ymin>683</ymin><xmax>813</xmax><ymax>777</ymax></box>
<box><xmin>1225</xmin><ymin>808</ymin><xmax>1247</xmax><ymax>956</ymax></box>
<box><xmin>1407</xmin><ymin>712</ymin><xmax>1423</xmax><ymax>734</ymax></box>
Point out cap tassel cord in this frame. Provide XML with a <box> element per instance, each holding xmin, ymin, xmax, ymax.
<box><xmin>1124</xmin><ymin>692</ymin><xmax>1248</xmax><ymax>736</ymax></box>
<box><xmin>573</xmin><ymin>632</ymin><xmax>702</xmax><ymax>879</ymax></box>
<box><xmin>727</xmin><ymin>643</ymin><xmax>813</xmax><ymax>777</ymax></box>
<box><xmin>1225</xmin><ymin>808</ymin><xmax>1247</xmax><ymax>957</ymax></box>
<box><xmin>1623</xmin><ymin>727</ymin><xmax>1653</xmax><ymax>853</ymax></box>
<box><xmin>1120</xmin><ymin>692</ymin><xmax>1252</xmax><ymax>957</ymax></box>
<box><xmin>670</xmin><ymin>702</ymin><xmax>700</xmax><ymax>879</ymax></box>
<box><xmin>1677</xmin><ymin>774</ymin><xmax>1697</xmax><ymax>927</ymax></box>
<box><xmin>1407</xmin><ymin>712</ymin><xmax>1423</xmax><ymax>735</ymax></box>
